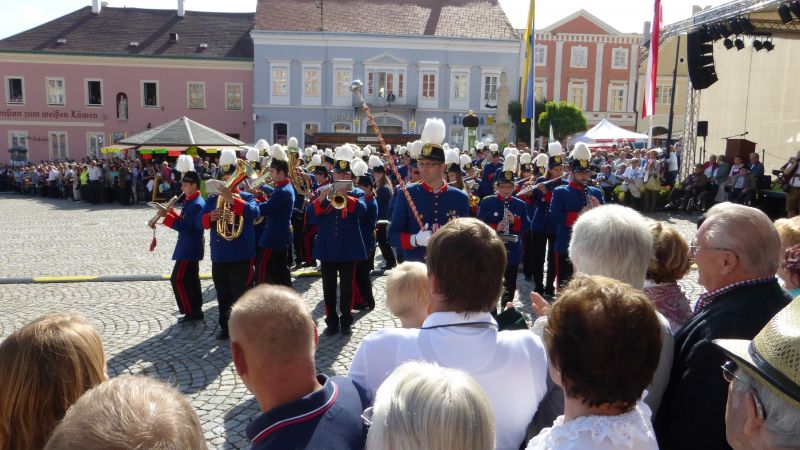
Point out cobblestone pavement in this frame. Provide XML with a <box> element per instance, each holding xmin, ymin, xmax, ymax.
<box><xmin>0</xmin><ymin>194</ymin><xmax>704</xmax><ymax>449</ymax></box>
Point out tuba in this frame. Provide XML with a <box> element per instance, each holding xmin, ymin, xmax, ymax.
<box><xmin>288</xmin><ymin>151</ymin><xmax>313</xmax><ymax>196</ymax></box>
<box><xmin>216</xmin><ymin>159</ymin><xmax>257</xmax><ymax>241</ymax></box>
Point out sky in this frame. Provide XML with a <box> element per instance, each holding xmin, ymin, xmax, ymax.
<box><xmin>0</xmin><ymin>0</ymin><xmax>733</xmax><ymax>40</ymax></box>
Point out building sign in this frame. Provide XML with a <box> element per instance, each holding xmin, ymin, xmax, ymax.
<box><xmin>333</xmin><ymin>114</ymin><xmax>352</xmax><ymax>123</ymax></box>
<box><xmin>357</xmin><ymin>136</ymin><xmax>380</xmax><ymax>143</ymax></box>
<box><xmin>0</xmin><ymin>109</ymin><xmax>101</xmax><ymax>120</ymax></box>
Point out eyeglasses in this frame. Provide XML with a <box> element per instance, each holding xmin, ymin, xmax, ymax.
<box><xmin>689</xmin><ymin>238</ymin><xmax>732</xmax><ymax>257</ymax></box>
<box><xmin>361</xmin><ymin>406</ymin><xmax>374</xmax><ymax>427</ymax></box>
<box><xmin>721</xmin><ymin>360</ymin><xmax>766</xmax><ymax>420</ymax></box>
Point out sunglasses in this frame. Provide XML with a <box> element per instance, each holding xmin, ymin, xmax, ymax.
<box><xmin>721</xmin><ymin>360</ymin><xmax>766</xmax><ymax>420</ymax></box>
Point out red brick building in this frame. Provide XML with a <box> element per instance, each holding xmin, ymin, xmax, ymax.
<box><xmin>530</xmin><ymin>10</ymin><xmax>642</xmax><ymax>130</ymax></box>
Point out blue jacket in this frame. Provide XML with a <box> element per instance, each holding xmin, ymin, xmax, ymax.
<box><xmin>246</xmin><ymin>374</ymin><xmax>368</xmax><ymax>450</ymax></box>
<box><xmin>360</xmin><ymin>194</ymin><xmax>378</xmax><ymax>252</ymax></box>
<box><xmin>549</xmin><ymin>183</ymin><xmax>605</xmax><ymax>253</ymax></box>
<box><xmin>163</xmin><ymin>191</ymin><xmax>205</xmax><ymax>261</ymax></box>
<box><xmin>258</xmin><ymin>180</ymin><xmax>295</xmax><ymax>250</ymax></box>
<box><xmin>479</xmin><ymin>161</ymin><xmax>502</xmax><ymax>196</ymax></box>
<box><xmin>376</xmin><ymin>184</ymin><xmax>393</xmax><ymax>221</ymax></box>
<box><xmin>311</xmin><ymin>190</ymin><xmax>367</xmax><ymax>262</ymax></box>
<box><xmin>477</xmin><ymin>194</ymin><xmax>531</xmax><ymax>265</ymax></box>
<box><xmin>197</xmin><ymin>190</ymin><xmax>259</xmax><ymax>263</ymax></box>
<box><xmin>530</xmin><ymin>177</ymin><xmax>569</xmax><ymax>235</ymax></box>
<box><xmin>388</xmin><ymin>182</ymin><xmax>470</xmax><ymax>262</ymax></box>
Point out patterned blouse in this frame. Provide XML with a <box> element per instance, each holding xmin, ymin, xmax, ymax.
<box><xmin>642</xmin><ymin>281</ymin><xmax>692</xmax><ymax>334</ymax></box>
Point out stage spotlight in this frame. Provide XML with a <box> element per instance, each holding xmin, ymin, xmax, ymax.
<box><xmin>728</xmin><ymin>20</ymin><xmax>743</xmax><ymax>35</ymax></box>
<box><xmin>779</xmin><ymin>3</ymin><xmax>794</xmax><ymax>23</ymax></box>
<box><xmin>735</xmin><ymin>38</ymin><xmax>745</xmax><ymax>50</ymax></box>
<box><xmin>753</xmin><ymin>39</ymin><xmax>763</xmax><ymax>51</ymax></box>
<box><xmin>738</xmin><ymin>18</ymin><xmax>757</xmax><ymax>34</ymax></box>
<box><xmin>790</xmin><ymin>0</ymin><xmax>800</xmax><ymax>20</ymax></box>
<box><xmin>764</xmin><ymin>40</ymin><xmax>775</xmax><ymax>51</ymax></box>
<box><xmin>723</xmin><ymin>38</ymin><xmax>734</xmax><ymax>49</ymax></box>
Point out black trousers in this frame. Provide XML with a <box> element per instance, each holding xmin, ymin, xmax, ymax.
<box><xmin>255</xmin><ymin>247</ymin><xmax>292</xmax><ymax>287</ymax></box>
<box><xmin>502</xmin><ymin>263</ymin><xmax>519</xmax><ymax>307</ymax></box>
<box><xmin>212</xmin><ymin>260</ymin><xmax>253</xmax><ymax>333</ymax></box>
<box><xmin>522</xmin><ymin>230</ymin><xmax>535</xmax><ymax>278</ymax></box>
<box><xmin>171</xmin><ymin>260</ymin><xmax>203</xmax><ymax>318</ymax></box>
<box><xmin>291</xmin><ymin>211</ymin><xmax>306</xmax><ymax>265</ymax></box>
<box><xmin>354</xmin><ymin>249</ymin><xmax>376</xmax><ymax>308</ymax></box>
<box><xmin>321</xmin><ymin>261</ymin><xmax>355</xmax><ymax>329</ymax></box>
<box><xmin>555</xmin><ymin>251</ymin><xmax>574</xmax><ymax>292</ymax></box>
<box><xmin>532</xmin><ymin>232</ymin><xmax>557</xmax><ymax>295</ymax></box>
<box><xmin>375</xmin><ymin>222</ymin><xmax>397</xmax><ymax>268</ymax></box>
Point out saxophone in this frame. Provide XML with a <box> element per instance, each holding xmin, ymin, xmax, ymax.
<box><xmin>216</xmin><ymin>159</ymin><xmax>257</xmax><ymax>241</ymax></box>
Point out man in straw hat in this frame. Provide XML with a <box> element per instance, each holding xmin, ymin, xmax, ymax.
<box><xmin>715</xmin><ymin>300</ymin><xmax>800</xmax><ymax>450</ymax></box>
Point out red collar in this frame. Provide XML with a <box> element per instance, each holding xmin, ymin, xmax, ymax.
<box><xmin>421</xmin><ymin>181</ymin><xmax>448</xmax><ymax>194</ymax></box>
<box><xmin>276</xmin><ymin>179</ymin><xmax>290</xmax><ymax>187</ymax></box>
<box><xmin>496</xmin><ymin>193</ymin><xmax>511</xmax><ymax>202</ymax></box>
<box><xmin>231</xmin><ymin>187</ymin><xmax>240</xmax><ymax>194</ymax></box>
<box><xmin>185</xmin><ymin>191</ymin><xmax>200</xmax><ymax>201</ymax></box>
<box><xmin>365</xmin><ymin>194</ymin><xmax>374</xmax><ymax>200</ymax></box>
<box><xmin>569</xmin><ymin>182</ymin><xmax>585</xmax><ymax>191</ymax></box>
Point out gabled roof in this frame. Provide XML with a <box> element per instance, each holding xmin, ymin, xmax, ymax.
<box><xmin>119</xmin><ymin>117</ymin><xmax>246</xmax><ymax>147</ymax></box>
<box><xmin>255</xmin><ymin>0</ymin><xmax>517</xmax><ymax>40</ymax></box>
<box><xmin>0</xmin><ymin>6</ymin><xmax>254</xmax><ymax>60</ymax></box>
<box><xmin>539</xmin><ymin>9</ymin><xmax>623</xmax><ymax>35</ymax></box>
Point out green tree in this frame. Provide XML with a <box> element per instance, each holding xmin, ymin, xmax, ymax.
<box><xmin>510</xmin><ymin>98</ymin><xmax>549</xmax><ymax>146</ymax></box>
<box><xmin>537</xmin><ymin>101</ymin><xmax>588</xmax><ymax>142</ymax></box>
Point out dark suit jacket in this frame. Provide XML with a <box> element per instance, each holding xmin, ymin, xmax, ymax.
<box><xmin>654</xmin><ymin>279</ymin><xmax>790</xmax><ymax>450</ymax></box>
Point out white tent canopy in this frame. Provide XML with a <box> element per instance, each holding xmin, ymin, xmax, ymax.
<box><xmin>570</xmin><ymin>119</ymin><xmax>649</xmax><ymax>145</ymax></box>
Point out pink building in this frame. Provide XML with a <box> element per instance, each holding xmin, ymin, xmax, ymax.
<box><xmin>527</xmin><ymin>10</ymin><xmax>642</xmax><ymax>130</ymax></box>
<box><xmin>0</xmin><ymin>2</ymin><xmax>253</xmax><ymax>163</ymax></box>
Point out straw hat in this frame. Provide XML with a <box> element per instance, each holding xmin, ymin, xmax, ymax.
<box><xmin>714</xmin><ymin>300</ymin><xmax>800</xmax><ymax>410</ymax></box>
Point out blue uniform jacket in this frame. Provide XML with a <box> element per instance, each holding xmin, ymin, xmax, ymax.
<box><xmin>479</xmin><ymin>162</ymin><xmax>502</xmax><ymax>196</ymax></box>
<box><xmin>477</xmin><ymin>194</ymin><xmax>531</xmax><ymax>265</ymax></box>
<box><xmin>197</xmin><ymin>190</ymin><xmax>259</xmax><ymax>263</ymax></box>
<box><xmin>162</xmin><ymin>191</ymin><xmax>205</xmax><ymax>261</ymax></box>
<box><xmin>530</xmin><ymin>177</ymin><xmax>569</xmax><ymax>235</ymax></box>
<box><xmin>360</xmin><ymin>194</ymin><xmax>378</xmax><ymax>252</ymax></box>
<box><xmin>549</xmin><ymin>182</ymin><xmax>605</xmax><ymax>253</ymax></box>
<box><xmin>258</xmin><ymin>180</ymin><xmax>295</xmax><ymax>250</ymax></box>
<box><xmin>388</xmin><ymin>182</ymin><xmax>469</xmax><ymax>262</ymax></box>
<box><xmin>311</xmin><ymin>189</ymin><xmax>367</xmax><ymax>262</ymax></box>
<box><xmin>376</xmin><ymin>184</ymin><xmax>393</xmax><ymax>221</ymax></box>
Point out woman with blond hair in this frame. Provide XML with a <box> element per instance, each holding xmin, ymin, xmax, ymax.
<box><xmin>0</xmin><ymin>313</ymin><xmax>107</xmax><ymax>450</ymax></box>
<box><xmin>643</xmin><ymin>221</ymin><xmax>693</xmax><ymax>333</ymax></box>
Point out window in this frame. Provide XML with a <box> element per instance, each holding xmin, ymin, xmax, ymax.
<box><xmin>303</xmin><ymin>68</ymin><xmax>320</xmax><ymax>97</ymax></box>
<box><xmin>142</xmin><ymin>81</ymin><xmax>159</xmax><ymax>107</ymax></box>
<box><xmin>568</xmin><ymin>82</ymin><xmax>587</xmax><ymax>110</ymax></box>
<box><xmin>225</xmin><ymin>83</ymin><xmax>243</xmax><ymax>111</ymax></box>
<box><xmin>534</xmin><ymin>45</ymin><xmax>547</xmax><ymax>66</ymax></box>
<box><xmin>335</xmin><ymin>69</ymin><xmax>351</xmax><ymax>97</ymax></box>
<box><xmin>87</xmin><ymin>132</ymin><xmax>104</xmax><ymax>159</ymax></box>
<box><xmin>366</xmin><ymin>69</ymin><xmax>406</xmax><ymax>103</ymax></box>
<box><xmin>86</xmin><ymin>79</ymin><xmax>102</xmax><ymax>106</ymax></box>
<box><xmin>49</xmin><ymin>132</ymin><xmax>68</xmax><ymax>159</ymax></box>
<box><xmin>655</xmin><ymin>85</ymin><xmax>672</xmax><ymax>105</ymax></box>
<box><xmin>6</xmin><ymin>77</ymin><xmax>24</xmax><ymax>104</ymax></box>
<box><xmin>303</xmin><ymin>122</ymin><xmax>319</xmax><ymax>146</ymax></box>
<box><xmin>271</xmin><ymin>65</ymin><xmax>289</xmax><ymax>97</ymax></box>
<box><xmin>570</xmin><ymin>47</ymin><xmax>588</xmax><ymax>68</ymax></box>
<box><xmin>612</xmin><ymin>48</ymin><xmax>629</xmax><ymax>69</ymax></box>
<box><xmin>483</xmin><ymin>74</ymin><xmax>498</xmax><ymax>103</ymax></box>
<box><xmin>46</xmin><ymin>78</ymin><xmax>65</xmax><ymax>106</ymax></box>
<box><xmin>608</xmin><ymin>84</ymin><xmax>626</xmax><ymax>112</ymax></box>
<box><xmin>9</xmin><ymin>131</ymin><xmax>27</xmax><ymax>149</ymax></box>
<box><xmin>333</xmin><ymin>122</ymin><xmax>351</xmax><ymax>133</ymax></box>
<box><xmin>449</xmin><ymin>126</ymin><xmax>464</xmax><ymax>148</ymax></box>
<box><xmin>272</xmin><ymin>123</ymin><xmax>288</xmax><ymax>144</ymax></box>
<box><xmin>534</xmin><ymin>79</ymin><xmax>547</xmax><ymax>101</ymax></box>
<box><xmin>421</xmin><ymin>72</ymin><xmax>437</xmax><ymax>99</ymax></box>
<box><xmin>187</xmin><ymin>82</ymin><xmax>205</xmax><ymax>109</ymax></box>
<box><xmin>452</xmin><ymin>72</ymin><xmax>468</xmax><ymax>101</ymax></box>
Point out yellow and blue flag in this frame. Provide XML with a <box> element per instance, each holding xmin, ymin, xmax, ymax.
<box><xmin>520</xmin><ymin>0</ymin><xmax>535</xmax><ymax>123</ymax></box>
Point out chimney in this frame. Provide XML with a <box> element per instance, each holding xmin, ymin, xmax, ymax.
<box><xmin>92</xmin><ymin>0</ymin><xmax>101</xmax><ymax>14</ymax></box>
<box><xmin>178</xmin><ymin>0</ymin><xmax>185</xmax><ymax>17</ymax></box>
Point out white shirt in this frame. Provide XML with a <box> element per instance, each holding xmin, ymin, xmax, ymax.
<box><xmin>526</xmin><ymin>401</ymin><xmax>658</xmax><ymax>450</ymax></box>
<box><xmin>348</xmin><ymin>311</ymin><xmax>549</xmax><ymax>450</ymax></box>
<box><xmin>623</xmin><ymin>166</ymin><xmax>642</xmax><ymax>181</ymax></box>
<box><xmin>88</xmin><ymin>166</ymin><xmax>101</xmax><ymax>181</ymax></box>
<box><xmin>47</xmin><ymin>169</ymin><xmax>59</xmax><ymax>181</ymax></box>
<box><xmin>667</xmin><ymin>152</ymin><xmax>678</xmax><ymax>171</ymax></box>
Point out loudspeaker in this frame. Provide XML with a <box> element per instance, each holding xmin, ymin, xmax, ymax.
<box><xmin>687</xmin><ymin>30</ymin><xmax>718</xmax><ymax>90</ymax></box>
<box><xmin>697</xmin><ymin>121</ymin><xmax>708</xmax><ymax>137</ymax></box>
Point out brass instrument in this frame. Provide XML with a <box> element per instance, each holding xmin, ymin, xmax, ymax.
<box><xmin>249</xmin><ymin>169</ymin><xmax>274</xmax><ymax>191</ymax></box>
<box><xmin>324</xmin><ymin>180</ymin><xmax>352</xmax><ymax>210</ymax></box>
<box><xmin>216</xmin><ymin>159</ymin><xmax>258</xmax><ymax>241</ymax></box>
<box><xmin>147</xmin><ymin>192</ymin><xmax>185</xmax><ymax>228</ymax></box>
<box><xmin>288</xmin><ymin>150</ymin><xmax>313</xmax><ymax>196</ymax></box>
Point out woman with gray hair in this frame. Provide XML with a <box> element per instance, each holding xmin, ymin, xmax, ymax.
<box><xmin>365</xmin><ymin>361</ymin><xmax>495</xmax><ymax>450</ymax></box>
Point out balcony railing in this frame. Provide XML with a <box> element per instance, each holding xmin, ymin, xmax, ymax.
<box><xmin>354</xmin><ymin>95</ymin><xmax>417</xmax><ymax>109</ymax></box>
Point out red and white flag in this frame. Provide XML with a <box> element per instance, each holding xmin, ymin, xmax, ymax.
<box><xmin>643</xmin><ymin>0</ymin><xmax>662</xmax><ymax>118</ymax></box>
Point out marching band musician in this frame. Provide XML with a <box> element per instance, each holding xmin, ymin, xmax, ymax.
<box><xmin>387</xmin><ymin>145</ymin><xmax>420</xmax><ymax>266</ymax></box>
<box><xmin>352</xmin><ymin>160</ymin><xmax>377</xmax><ymax>311</ymax></box>
<box><xmin>445</xmin><ymin>148</ymin><xmax>464</xmax><ymax>190</ymax></box>
<box><xmin>301</xmin><ymin>153</ymin><xmax>329</xmax><ymax>269</ymax></box>
<box><xmin>525</xmin><ymin>150</ymin><xmax>567</xmax><ymax>297</ymax></box>
<box><xmin>286</xmin><ymin>138</ymin><xmax>310</xmax><ymax>270</ymax></box>
<box><xmin>370</xmin><ymin>155</ymin><xmax>396</xmax><ymax>271</ymax></box>
<box><xmin>311</xmin><ymin>145</ymin><xmax>367</xmax><ymax>336</ymax></box>
<box><xmin>254</xmin><ymin>144</ymin><xmax>294</xmax><ymax>287</ymax></box>
<box><xmin>198</xmin><ymin>148</ymin><xmax>260</xmax><ymax>341</ymax></box>
<box><xmin>246</xmin><ymin>147</ymin><xmax>266</xmax><ymax>256</ymax></box>
<box><xmin>477</xmin><ymin>154</ymin><xmax>531</xmax><ymax>309</ymax></box>
<box><xmin>517</xmin><ymin>152</ymin><xmax>535</xmax><ymax>281</ymax></box>
<box><xmin>389</xmin><ymin>118</ymin><xmax>469</xmax><ymax>263</ymax></box>
<box><xmin>549</xmin><ymin>142</ymin><xmax>604</xmax><ymax>290</ymax></box>
<box><xmin>159</xmin><ymin>155</ymin><xmax>206</xmax><ymax>324</ymax></box>
<box><xmin>478</xmin><ymin>141</ymin><xmax>502</xmax><ymax>198</ymax></box>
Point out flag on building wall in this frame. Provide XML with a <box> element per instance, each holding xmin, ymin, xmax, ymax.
<box><xmin>642</xmin><ymin>0</ymin><xmax>662</xmax><ymax>118</ymax></box>
<box><xmin>521</xmin><ymin>0</ymin><xmax>536</xmax><ymax>123</ymax></box>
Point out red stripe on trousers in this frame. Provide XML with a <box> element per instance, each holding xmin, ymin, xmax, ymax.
<box><xmin>176</xmin><ymin>261</ymin><xmax>191</xmax><ymax>315</ymax></box>
<box><xmin>351</xmin><ymin>262</ymin><xmax>363</xmax><ymax>308</ymax></box>
<box><xmin>258</xmin><ymin>249</ymin><xmax>272</xmax><ymax>284</ymax></box>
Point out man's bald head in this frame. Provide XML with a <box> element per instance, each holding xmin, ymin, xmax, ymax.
<box><xmin>229</xmin><ymin>285</ymin><xmax>315</xmax><ymax>365</ymax></box>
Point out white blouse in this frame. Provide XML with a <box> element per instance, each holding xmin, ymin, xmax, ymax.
<box><xmin>526</xmin><ymin>401</ymin><xmax>658</xmax><ymax>450</ymax></box>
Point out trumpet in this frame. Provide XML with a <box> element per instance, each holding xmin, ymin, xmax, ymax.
<box><xmin>147</xmin><ymin>193</ymin><xmax>185</xmax><ymax>228</ymax></box>
<box><xmin>322</xmin><ymin>180</ymin><xmax>353</xmax><ymax>210</ymax></box>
